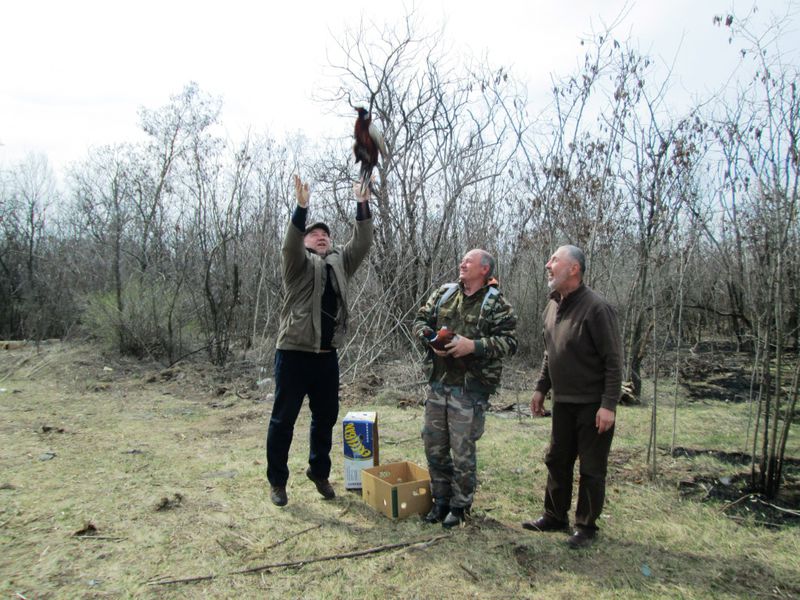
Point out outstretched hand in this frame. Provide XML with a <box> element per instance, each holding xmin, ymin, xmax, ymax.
<box><xmin>294</xmin><ymin>174</ymin><xmax>310</xmax><ymax>208</ymax></box>
<box><xmin>353</xmin><ymin>180</ymin><xmax>371</xmax><ymax>203</ymax></box>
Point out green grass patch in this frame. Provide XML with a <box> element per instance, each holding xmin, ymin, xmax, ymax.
<box><xmin>1</xmin><ymin>342</ymin><xmax>798</xmax><ymax>598</ymax></box>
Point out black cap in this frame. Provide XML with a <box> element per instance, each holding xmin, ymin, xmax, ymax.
<box><xmin>304</xmin><ymin>221</ymin><xmax>330</xmax><ymax>236</ymax></box>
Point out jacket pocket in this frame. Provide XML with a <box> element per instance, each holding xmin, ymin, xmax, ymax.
<box><xmin>282</xmin><ymin>308</ymin><xmax>311</xmax><ymax>347</ymax></box>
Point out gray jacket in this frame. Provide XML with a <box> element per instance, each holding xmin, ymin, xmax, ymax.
<box><xmin>276</xmin><ymin>218</ymin><xmax>373</xmax><ymax>352</ymax></box>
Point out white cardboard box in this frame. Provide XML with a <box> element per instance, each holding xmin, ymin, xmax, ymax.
<box><xmin>342</xmin><ymin>411</ymin><xmax>379</xmax><ymax>489</ymax></box>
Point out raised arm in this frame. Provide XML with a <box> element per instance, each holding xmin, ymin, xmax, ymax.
<box><xmin>282</xmin><ymin>175</ymin><xmax>312</xmax><ymax>280</ymax></box>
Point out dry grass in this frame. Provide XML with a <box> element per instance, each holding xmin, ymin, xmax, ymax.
<box><xmin>0</xmin><ymin>341</ymin><xmax>798</xmax><ymax>599</ymax></box>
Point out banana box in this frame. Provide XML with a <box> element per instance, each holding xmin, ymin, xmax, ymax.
<box><xmin>361</xmin><ymin>461</ymin><xmax>432</xmax><ymax>519</ymax></box>
<box><xmin>342</xmin><ymin>411</ymin><xmax>379</xmax><ymax>489</ymax></box>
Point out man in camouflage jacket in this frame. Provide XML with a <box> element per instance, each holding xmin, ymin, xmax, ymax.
<box><xmin>413</xmin><ymin>249</ymin><xmax>517</xmax><ymax>528</ymax></box>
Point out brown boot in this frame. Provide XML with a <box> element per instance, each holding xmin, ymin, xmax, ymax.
<box><xmin>521</xmin><ymin>515</ymin><xmax>569</xmax><ymax>532</ymax></box>
<box><xmin>566</xmin><ymin>528</ymin><xmax>596</xmax><ymax>549</ymax></box>
<box><xmin>306</xmin><ymin>467</ymin><xmax>335</xmax><ymax>500</ymax></box>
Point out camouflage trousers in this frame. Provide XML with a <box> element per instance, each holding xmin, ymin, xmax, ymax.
<box><xmin>421</xmin><ymin>383</ymin><xmax>489</xmax><ymax>509</ymax></box>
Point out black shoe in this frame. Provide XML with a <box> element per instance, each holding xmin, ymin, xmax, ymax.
<box><xmin>566</xmin><ymin>529</ymin><xmax>596</xmax><ymax>549</ymax></box>
<box><xmin>423</xmin><ymin>502</ymin><xmax>449</xmax><ymax>524</ymax></box>
<box><xmin>306</xmin><ymin>467</ymin><xmax>335</xmax><ymax>500</ymax></box>
<box><xmin>442</xmin><ymin>507</ymin><xmax>466</xmax><ymax>529</ymax></box>
<box><xmin>521</xmin><ymin>515</ymin><xmax>569</xmax><ymax>532</ymax></box>
<box><xmin>270</xmin><ymin>485</ymin><xmax>287</xmax><ymax>507</ymax></box>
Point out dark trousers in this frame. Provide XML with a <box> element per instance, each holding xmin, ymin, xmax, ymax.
<box><xmin>266</xmin><ymin>349</ymin><xmax>339</xmax><ymax>487</ymax></box>
<box><xmin>543</xmin><ymin>401</ymin><xmax>614</xmax><ymax>531</ymax></box>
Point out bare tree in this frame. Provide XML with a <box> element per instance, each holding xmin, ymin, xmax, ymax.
<box><xmin>0</xmin><ymin>153</ymin><xmax>63</xmax><ymax>340</ymax></box>
<box><xmin>710</xmin><ymin>8</ymin><xmax>800</xmax><ymax>497</ymax></box>
<box><xmin>318</xmin><ymin>14</ymin><xmax>523</xmax><ymax>371</ymax></box>
<box><xmin>69</xmin><ymin>144</ymin><xmax>137</xmax><ymax>348</ymax></box>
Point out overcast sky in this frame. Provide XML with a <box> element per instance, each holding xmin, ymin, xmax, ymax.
<box><xmin>1</xmin><ymin>0</ymin><xmax>797</xmax><ymax>176</ymax></box>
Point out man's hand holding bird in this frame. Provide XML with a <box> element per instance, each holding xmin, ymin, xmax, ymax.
<box><xmin>353</xmin><ymin>180</ymin><xmax>371</xmax><ymax>203</ymax></box>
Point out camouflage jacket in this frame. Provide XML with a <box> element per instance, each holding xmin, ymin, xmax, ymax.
<box><xmin>412</xmin><ymin>281</ymin><xmax>517</xmax><ymax>394</ymax></box>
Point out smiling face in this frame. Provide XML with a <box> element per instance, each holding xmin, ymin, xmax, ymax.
<box><xmin>304</xmin><ymin>227</ymin><xmax>331</xmax><ymax>254</ymax></box>
<box><xmin>545</xmin><ymin>246</ymin><xmax>580</xmax><ymax>294</ymax></box>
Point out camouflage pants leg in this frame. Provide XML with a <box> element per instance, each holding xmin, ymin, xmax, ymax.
<box><xmin>421</xmin><ymin>383</ymin><xmax>488</xmax><ymax>509</ymax></box>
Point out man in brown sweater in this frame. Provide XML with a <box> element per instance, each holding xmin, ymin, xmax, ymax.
<box><xmin>523</xmin><ymin>245</ymin><xmax>622</xmax><ymax>548</ymax></box>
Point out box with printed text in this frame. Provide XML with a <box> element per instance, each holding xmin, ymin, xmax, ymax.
<box><xmin>342</xmin><ymin>411</ymin><xmax>379</xmax><ymax>489</ymax></box>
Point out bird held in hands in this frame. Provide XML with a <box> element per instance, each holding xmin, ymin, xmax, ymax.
<box><xmin>428</xmin><ymin>326</ymin><xmax>455</xmax><ymax>351</ymax></box>
<box><xmin>353</xmin><ymin>106</ymin><xmax>387</xmax><ymax>195</ymax></box>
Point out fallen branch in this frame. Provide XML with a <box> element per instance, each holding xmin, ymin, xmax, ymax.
<box><xmin>762</xmin><ymin>501</ymin><xmax>800</xmax><ymax>517</ymax></box>
<box><xmin>147</xmin><ymin>534</ymin><xmax>448</xmax><ymax>586</ymax></box>
<box><xmin>227</xmin><ymin>529</ymin><xmax>257</xmax><ymax>547</ymax></box>
<box><xmin>718</xmin><ymin>493</ymin><xmax>754</xmax><ymax>513</ymax></box>
<box><xmin>264</xmin><ymin>524</ymin><xmax>322</xmax><ymax>550</ymax></box>
<box><xmin>719</xmin><ymin>494</ymin><xmax>800</xmax><ymax>518</ymax></box>
<box><xmin>460</xmin><ymin>563</ymin><xmax>480</xmax><ymax>582</ymax></box>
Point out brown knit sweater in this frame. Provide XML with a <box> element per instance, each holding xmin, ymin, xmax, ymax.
<box><xmin>534</xmin><ymin>283</ymin><xmax>622</xmax><ymax>411</ymax></box>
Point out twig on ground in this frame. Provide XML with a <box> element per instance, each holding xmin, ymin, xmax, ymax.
<box><xmin>460</xmin><ymin>563</ymin><xmax>480</xmax><ymax>582</ymax></box>
<box><xmin>718</xmin><ymin>493</ymin><xmax>754</xmax><ymax>513</ymax></box>
<box><xmin>719</xmin><ymin>494</ymin><xmax>800</xmax><ymax>518</ymax></box>
<box><xmin>25</xmin><ymin>358</ymin><xmax>54</xmax><ymax>379</ymax></box>
<box><xmin>404</xmin><ymin>535</ymin><xmax>447</xmax><ymax>551</ymax></box>
<box><xmin>217</xmin><ymin>539</ymin><xmax>234</xmax><ymax>556</ymax></box>
<box><xmin>146</xmin><ymin>534</ymin><xmax>449</xmax><ymax>586</ymax></box>
<box><xmin>228</xmin><ymin>529</ymin><xmax>258</xmax><ymax>547</ymax></box>
<box><xmin>699</xmin><ymin>482</ymin><xmax>713</xmax><ymax>500</ymax></box>
<box><xmin>762</xmin><ymin>501</ymin><xmax>800</xmax><ymax>517</ymax></box>
<box><xmin>264</xmin><ymin>524</ymin><xmax>322</xmax><ymax>550</ymax></box>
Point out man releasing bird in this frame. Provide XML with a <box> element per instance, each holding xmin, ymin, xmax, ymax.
<box><xmin>353</xmin><ymin>106</ymin><xmax>387</xmax><ymax>195</ymax></box>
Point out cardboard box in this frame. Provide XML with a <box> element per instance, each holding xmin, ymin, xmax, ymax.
<box><xmin>361</xmin><ymin>461</ymin><xmax>433</xmax><ymax>519</ymax></box>
<box><xmin>342</xmin><ymin>411</ymin><xmax>379</xmax><ymax>489</ymax></box>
